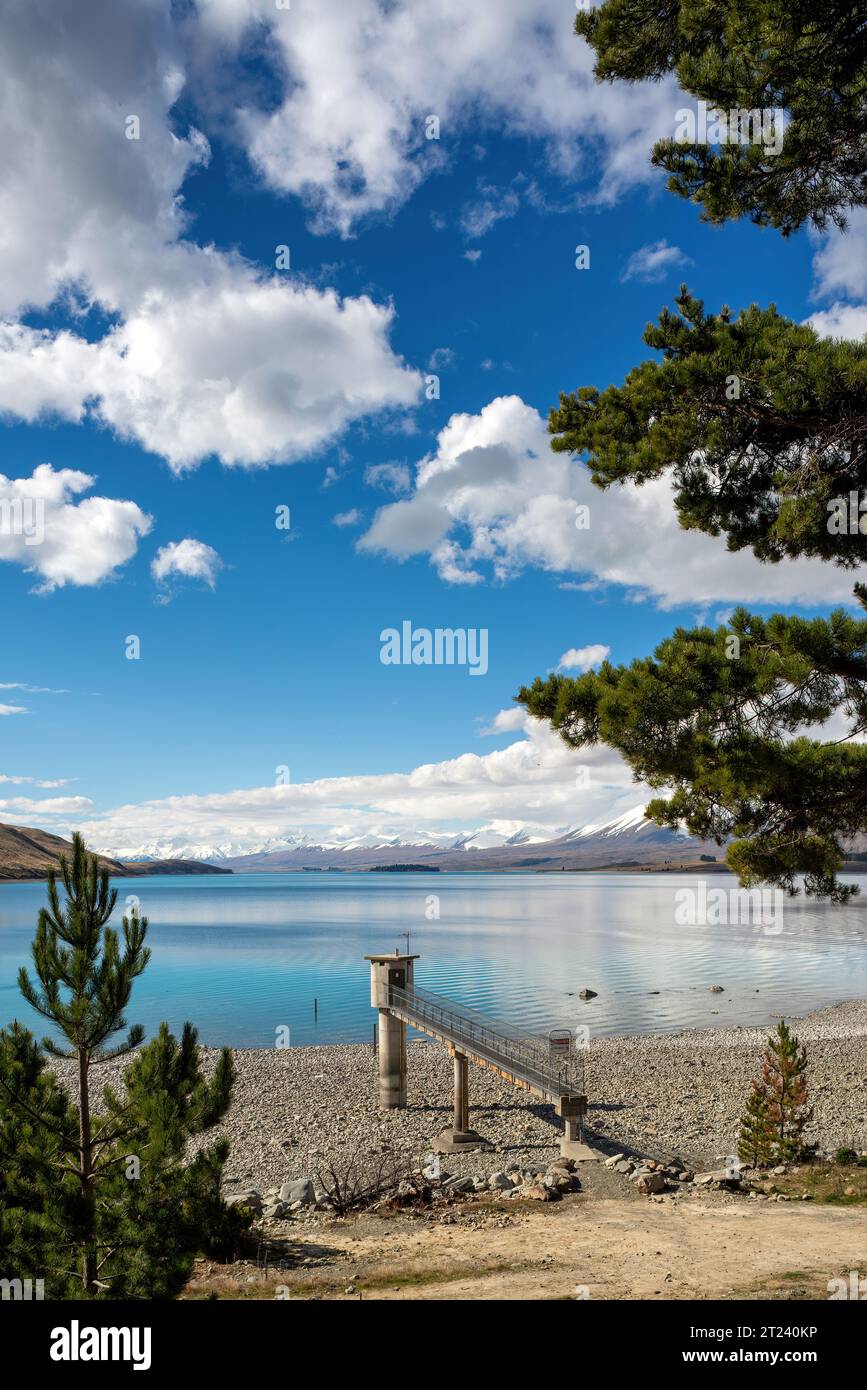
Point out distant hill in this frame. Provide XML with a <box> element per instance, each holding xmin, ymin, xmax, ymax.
<box><xmin>0</xmin><ymin>823</ymin><xmax>232</xmax><ymax>881</ymax></box>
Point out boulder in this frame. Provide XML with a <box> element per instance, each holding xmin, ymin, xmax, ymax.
<box><xmin>579</xmin><ymin>988</ymin><xmax>598</xmax><ymax>1000</ymax></box>
<box><xmin>526</xmin><ymin>1184</ymin><xmax>560</xmax><ymax>1201</ymax></box>
<box><xmin>488</xmin><ymin>1172</ymin><xmax>514</xmax><ymax>1191</ymax></box>
<box><xmin>226</xmin><ymin>1190</ymin><xmax>262</xmax><ymax>1212</ymax></box>
<box><xmin>637</xmin><ymin>1172</ymin><xmax>666</xmax><ymax>1195</ymax></box>
<box><xmin>281</xmin><ymin>1178</ymin><xmax>315</xmax><ymax>1206</ymax></box>
<box><xmin>442</xmin><ymin>1175</ymin><xmax>474</xmax><ymax>1193</ymax></box>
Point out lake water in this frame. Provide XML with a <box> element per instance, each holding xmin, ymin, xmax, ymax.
<box><xmin>1</xmin><ymin>872</ymin><xmax>866</xmax><ymax>1048</ymax></box>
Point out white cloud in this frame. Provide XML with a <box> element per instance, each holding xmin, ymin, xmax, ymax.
<box><xmin>333</xmin><ymin>509</ymin><xmax>362</xmax><ymax>528</ymax></box>
<box><xmin>0</xmin><ymin>2</ymin><xmax>421</xmax><ymax>471</ymax></box>
<box><xmin>0</xmin><ymin>465</ymin><xmax>152</xmax><ymax>593</ymax></box>
<box><xmin>464</xmin><ymin>249</ymin><xmax>483</xmax><ymax>264</ymax></box>
<box><xmin>804</xmin><ymin>302</ymin><xmax>867</xmax><ymax>341</ymax></box>
<box><xmin>358</xmin><ymin>394</ymin><xmax>864</xmax><ymax>608</ymax></box>
<box><xmin>0</xmin><ymin>279</ymin><xmax>421</xmax><ymax>473</ymax></box>
<box><xmin>0</xmin><ymin>683</ymin><xmax>68</xmax><ymax>694</ymax></box>
<box><xmin>461</xmin><ymin>184</ymin><xmax>521</xmax><ymax>239</ymax></box>
<box><xmin>71</xmin><ymin>710</ymin><xmax>649</xmax><ymax>854</ymax></box>
<box><xmin>0</xmin><ymin>796</ymin><xmax>93</xmax><ymax>816</ymax></box>
<box><xmin>559</xmin><ymin>644</ymin><xmax>610</xmax><ymax>672</ymax></box>
<box><xmin>151</xmin><ymin>539</ymin><xmax>222</xmax><ymax>591</ymax></box>
<box><xmin>0</xmin><ymin>774</ymin><xmax>70</xmax><ymax>787</ymax></box>
<box><xmin>0</xmin><ymin>705</ymin><xmax>27</xmax><ymax>717</ymax></box>
<box><xmin>620</xmin><ymin>239</ymin><xmax>690</xmax><ymax>284</ymax></box>
<box><xmin>480</xmin><ymin>707</ymin><xmax>525</xmax><ymax>735</ymax></box>
<box><xmin>364</xmin><ymin>461</ymin><xmax>411</xmax><ymax>495</ymax></box>
<box><xmin>811</xmin><ymin>209</ymin><xmax>867</xmax><ymax>302</ymax></box>
<box><xmin>198</xmin><ymin>0</ymin><xmax>680</xmax><ymax>237</ymax></box>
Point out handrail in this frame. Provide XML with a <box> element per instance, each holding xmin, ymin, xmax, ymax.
<box><xmin>384</xmin><ymin>981</ymin><xmax>581</xmax><ymax>1099</ymax></box>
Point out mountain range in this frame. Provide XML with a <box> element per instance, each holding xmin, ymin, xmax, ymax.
<box><xmin>101</xmin><ymin>807</ymin><xmax>727</xmax><ymax>873</ymax></box>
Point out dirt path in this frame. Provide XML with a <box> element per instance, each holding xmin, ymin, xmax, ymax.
<box><xmin>195</xmin><ymin>1195</ymin><xmax>867</xmax><ymax>1301</ymax></box>
<box><xmin>320</xmin><ymin>1198</ymin><xmax>867</xmax><ymax>1301</ymax></box>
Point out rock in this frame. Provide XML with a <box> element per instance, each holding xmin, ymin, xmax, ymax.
<box><xmin>226</xmin><ymin>1190</ymin><xmax>262</xmax><ymax>1211</ymax></box>
<box><xmin>442</xmin><ymin>1175</ymin><xmax>474</xmax><ymax>1193</ymax></box>
<box><xmin>262</xmin><ymin>1202</ymin><xmax>285</xmax><ymax>1219</ymax></box>
<box><xmin>708</xmin><ymin>985</ymin><xmax>724</xmax><ymax>993</ymax></box>
<box><xmin>604</xmin><ymin>1153</ymin><xmax>625</xmax><ymax>1167</ymax></box>
<box><xmin>488</xmin><ymin>1172</ymin><xmax>514</xmax><ymax>1190</ymax></box>
<box><xmin>526</xmin><ymin>1184</ymin><xmax>560</xmax><ymax>1201</ymax></box>
<box><xmin>579</xmin><ymin>989</ymin><xmax>598</xmax><ymax>1000</ymax></box>
<box><xmin>637</xmin><ymin>1172</ymin><xmax>666</xmax><ymax>1195</ymax></box>
<box><xmin>281</xmin><ymin>1178</ymin><xmax>316</xmax><ymax>1206</ymax></box>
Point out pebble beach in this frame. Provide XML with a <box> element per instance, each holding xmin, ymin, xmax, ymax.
<box><xmin>54</xmin><ymin>999</ymin><xmax>867</xmax><ymax>1194</ymax></box>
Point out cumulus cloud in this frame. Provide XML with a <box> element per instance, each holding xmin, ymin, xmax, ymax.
<box><xmin>811</xmin><ymin>209</ymin><xmax>867</xmax><ymax>302</ymax></box>
<box><xmin>358</xmin><ymin>394</ymin><xmax>862</xmax><ymax>608</ymax></box>
<box><xmin>333</xmin><ymin>509</ymin><xmax>362</xmax><ymax>528</ymax></box>
<box><xmin>71</xmin><ymin>709</ymin><xmax>649</xmax><ymax>854</ymax></box>
<box><xmin>0</xmin><ymin>464</ymin><xmax>152</xmax><ymax>592</ymax></box>
<box><xmin>620</xmin><ymin>239</ymin><xmax>691</xmax><ymax>283</ymax></box>
<box><xmin>480</xmin><ymin>707</ymin><xmax>525</xmax><ymax>735</ymax></box>
<box><xmin>0</xmin><ymin>278</ymin><xmax>420</xmax><ymax>475</ymax></box>
<box><xmin>0</xmin><ymin>1</ymin><xmax>420</xmax><ymax>471</ymax></box>
<box><xmin>196</xmin><ymin>0</ymin><xmax>681</xmax><ymax>237</ymax></box>
<box><xmin>804</xmin><ymin>303</ymin><xmax>867</xmax><ymax>341</ymax></box>
<box><xmin>151</xmin><ymin>538</ymin><xmax>222</xmax><ymax>592</ymax></box>
<box><xmin>559</xmin><ymin>644</ymin><xmax>611</xmax><ymax>672</ymax></box>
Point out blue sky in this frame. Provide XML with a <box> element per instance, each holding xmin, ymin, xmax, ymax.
<box><xmin>1</xmin><ymin>0</ymin><xmax>865</xmax><ymax>855</ymax></box>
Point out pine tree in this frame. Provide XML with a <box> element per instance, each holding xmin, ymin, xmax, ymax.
<box><xmin>549</xmin><ymin>288</ymin><xmax>867</xmax><ymax>569</ymax></box>
<box><xmin>738</xmin><ymin>1084</ymin><xmax>773</xmax><ymax>1169</ymax></box>
<box><xmin>575</xmin><ymin>0</ymin><xmax>867</xmax><ymax>234</ymax></box>
<box><xmin>518</xmin><ymin>606</ymin><xmax>867</xmax><ymax>901</ymax></box>
<box><xmin>760</xmin><ymin>1020</ymin><xmax>813</xmax><ymax>1161</ymax></box>
<box><xmin>736</xmin><ymin>1022</ymin><xmax>812</xmax><ymax>1168</ymax></box>
<box><xmin>0</xmin><ymin>834</ymin><xmax>247</xmax><ymax>1298</ymax></box>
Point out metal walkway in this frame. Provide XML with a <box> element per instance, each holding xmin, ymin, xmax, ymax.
<box><xmin>384</xmin><ymin>981</ymin><xmax>584</xmax><ymax>1103</ymax></box>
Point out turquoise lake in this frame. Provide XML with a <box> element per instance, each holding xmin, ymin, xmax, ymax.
<box><xmin>1</xmin><ymin>871</ymin><xmax>866</xmax><ymax>1048</ymax></box>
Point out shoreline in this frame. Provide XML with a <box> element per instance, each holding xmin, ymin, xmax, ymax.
<box><xmin>50</xmin><ymin>999</ymin><xmax>867</xmax><ymax>1195</ymax></box>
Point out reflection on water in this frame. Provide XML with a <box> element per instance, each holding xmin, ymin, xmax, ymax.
<box><xmin>1</xmin><ymin>872</ymin><xmax>866</xmax><ymax>1047</ymax></box>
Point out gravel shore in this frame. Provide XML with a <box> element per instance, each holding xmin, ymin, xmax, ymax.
<box><xmin>53</xmin><ymin>999</ymin><xmax>867</xmax><ymax>1193</ymax></box>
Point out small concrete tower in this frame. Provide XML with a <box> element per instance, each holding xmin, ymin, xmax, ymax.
<box><xmin>365</xmin><ymin>952</ymin><xmax>418</xmax><ymax>1109</ymax></box>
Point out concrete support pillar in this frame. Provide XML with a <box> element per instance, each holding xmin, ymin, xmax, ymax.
<box><xmin>453</xmin><ymin>1051</ymin><xmax>469</xmax><ymax>1132</ymax></box>
<box><xmin>366</xmin><ymin>953</ymin><xmax>418</xmax><ymax>1111</ymax></box>
<box><xmin>378</xmin><ymin>1007</ymin><xmax>406</xmax><ymax>1109</ymax></box>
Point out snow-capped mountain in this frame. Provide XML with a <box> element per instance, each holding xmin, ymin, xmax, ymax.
<box><xmin>94</xmin><ymin>806</ymin><xmax>714</xmax><ymax>872</ymax></box>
